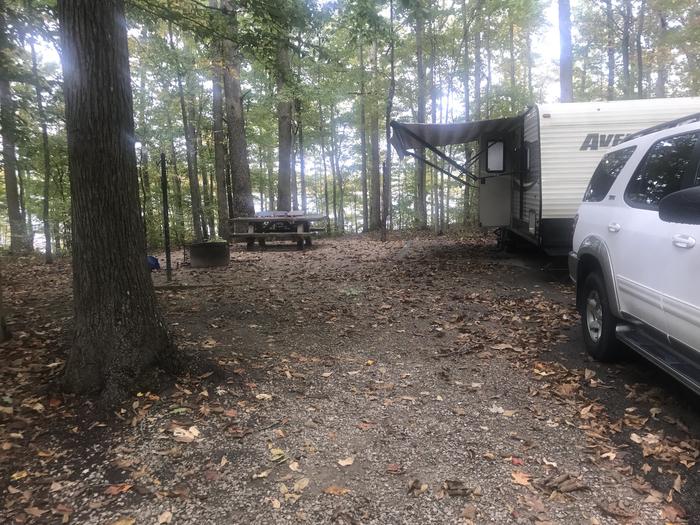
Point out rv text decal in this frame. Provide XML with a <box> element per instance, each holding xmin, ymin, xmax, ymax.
<box><xmin>579</xmin><ymin>133</ymin><xmax>629</xmax><ymax>151</ymax></box>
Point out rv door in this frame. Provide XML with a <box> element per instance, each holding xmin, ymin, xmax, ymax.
<box><xmin>479</xmin><ymin>176</ymin><xmax>512</xmax><ymax>228</ymax></box>
<box><xmin>479</xmin><ymin>176</ymin><xmax>512</xmax><ymax>227</ymax></box>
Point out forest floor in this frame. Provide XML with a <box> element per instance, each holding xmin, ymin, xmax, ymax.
<box><xmin>1</xmin><ymin>232</ymin><xmax>699</xmax><ymax>525</ymax></box>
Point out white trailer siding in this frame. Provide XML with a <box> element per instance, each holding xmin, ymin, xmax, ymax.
<box><xmin>538</xmin><ymin>98</ymin><xmax>700</xmax><ymax>219</ymax></box>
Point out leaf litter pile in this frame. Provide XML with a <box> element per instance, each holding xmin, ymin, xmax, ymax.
<box><xmin>1</xmin><ymin>234</ymin><xmax>699</xmax><ymax>524</ymax></box>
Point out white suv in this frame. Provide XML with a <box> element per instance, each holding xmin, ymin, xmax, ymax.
<box><xmin>569</xmin><ymin>116</ymin><xmax>700</xmax><ymax>393</ymax></box>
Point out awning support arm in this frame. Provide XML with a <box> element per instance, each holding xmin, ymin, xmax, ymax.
<box><xmin>396</xmin><ymin>124</ymin><xmax>478</xmax><ymax>181</ymax></box>
<box><xmin>402</xmin><ymin>149</ymin><xmax>472</xmax><ymax>186</ymax></box>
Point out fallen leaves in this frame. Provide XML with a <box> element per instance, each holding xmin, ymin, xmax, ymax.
<box><xmin>539</xmin><ymin>473</ymin><xmax>587</xmax><ymax>494</ymax></box>
<box><xmin>158</xmin><ymin>510</ymin><xmax>174</xmax><ymax>524</ymax></box>
<box><xmin>110</xmin><ymin>517</ymin><xmax>136</xmax><ymax>525</ymax></box>
<box><xmin>171</xmin><ymin>425</ymin><xmax>200</xmax><ymax>443</ymax></box>
<box><xmin>511</xmin><ymin>471</ymin><xmax>531</xmax><ymax>486</ymax></box>
<box><xmin>337</xmin><ymin>456</ymin><xmax>354</xmax><ymax>467</ymax></box>
<box><xmin>407</xmin><ymin>479</ymin><xmax>429</xmax><ymax>496</ymax></box>
<box><xmin>386</xmin><ymin>463</ymin><xmax>404</xmax><ymax>475</ymax></box>
<box><xmin>323</xmin><ymin>485</ymin><xmax>351</xmax><ymax>496</ymax></box>
<box><xmin>104</xmin><ymin>483</ymin><xmax>132</xmax><ymax>496</ymax></box>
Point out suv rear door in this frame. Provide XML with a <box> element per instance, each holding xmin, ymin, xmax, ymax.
<box><xmin>621</xmin><ymin>131</ymin><xmax>700</xmax><ymax>344</ymax></box>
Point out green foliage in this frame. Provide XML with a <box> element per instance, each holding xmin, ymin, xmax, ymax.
<box><xmin>2</xmin><ymin>0</ymin><xmax>699</xmax><ymax>252</ymax></box>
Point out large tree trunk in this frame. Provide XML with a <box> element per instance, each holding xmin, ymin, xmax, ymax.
<box><xmin>210</xmin><ymin>16</ymin><xmax>229</xmax><ymax>238</ymax></box>
<box><xmin>30</xmin><ymin>37</ymin><xmax>53</xmax><ymax>262</ymax></box>
<box><xmin>0</xmin><ymin>1</ymin><xmax>26</xmax><ymax>254</ymax></box>
<box><xmin>414</xmin><ymin>4</ymin><xmax>427</xmax><ymax>228</ymax></box>
<box><xmin>358</xmin><ymin>44</ymin><xmax>369</xmax><ymax>231</ymax></box>
<box><xmin>222</xmin><ymin>1</ymin><xmax>254</xmax><ymax>218</ymax></box>
<box><xmin>558</xmin><ymin>0</ymin><xmax>574</xmax><ymax>102</ymax></box>
<box><xmin>58</xmin><ymin>0</ymin><xmax>174</xmax><ymax>404</ymax></box>
<box><xmin>276</xmin><ymin>37</ymin><xmax>293</xmax><ymax>211</ymax></box>
<box><xmin>369</xmin><ymin>39</ymin><xmax>381</xmax><ymax>232</ymax></box>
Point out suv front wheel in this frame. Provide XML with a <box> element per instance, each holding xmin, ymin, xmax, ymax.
<box><xmin>580</xmin><ymin>272</ymin><xmax>621</xmax><ymax>361</ymax></box>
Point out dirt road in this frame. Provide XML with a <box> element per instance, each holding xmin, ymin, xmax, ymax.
<box><xmin>1</xmin><ymin>234</ymin><xmax>698</xmax><ymax>524</ymax></box>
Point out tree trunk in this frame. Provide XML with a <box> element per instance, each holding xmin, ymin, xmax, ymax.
<box><xmin>0</xmin><ymin>1</ymin><xmax>26</xmax><ymax>253</ymax></box>
<box><xmin>509</xmin><ymin>20</ymin><xmax>516</xmax><ymax>110</ymax></box>
<box><xmin>382</xmin><ymin>0</ymin><xmax>396</xmax><ymax>239</ymax></box>
<box><xmin>276</xmin><ymin>37</ymin><xmax>293</xmax><ymax>211</ymax></box>
<box><xmin>0</xmin><ymin>269</ymin><xmax>7</xmax><ymax>341</ymax></box>
<box><xmin>210</xmin><ymin>18</ymin><xmax>229</xmax><ymax>238</ymax></box>
<box><xmin>358</xmin><ymin>44</ymin><xmax>369</xmax><ymax>231</ymax></box>
<box><xmin>327</xmin><ymin>107</ymin><xmax>337</xmax><ymax>229</ymax></box>
<box><xmin>318</xmin><ymin>104</ymin><xmax>331</xmax><ymax>233</ymax></box>
<box><xmin>296</xmin><ymin>98</ymin><xmax>307</xmax><ymax>213</ymax></box>
<box><xmin>605</xmin><ymin>0</ymin><xmax>615</xmax><ymax>100</ymax></box>
<box><xmin>30</xmin><ymin>37</ymin><xmax>53</xmax><ymax>262</ymax></box>
<box><xmin>473</xmin><ymin>1</ymin><xmax>482</xmax><ymax>119</ymax></box>
<box><xmin>558</xmin><ymin>0</ymin><xmax>574</xmax><ymax>102</ymax></box>
<box><xmin>462</xmin><ymin>0</ymin><xmax>470</xmax><ymax>122</ymax></box>
<box><xmin>527</xmin><ymin>33</ymin><xmax>533</xmax><ymax>100</ymax></box>
<box><xmin>291</xmin><ymin>105</ymin><xmax>299</xmax><ymax>211</ymax></box>
<box><xmin>330</xmin><ymin>104</ymin><xmax>344</xmax><ymax>232</ymax></box>
<box><xmin>414</xmin><ymin>4</ymin><xmax>427</xmax><ymax>228</ymax></box>
<box><xmin>485</xmin><ymin>31</ymin><xmax>492</xmax><ymax>117</ymax></box>
<box><xmin>195</xmin><ymin>94</ymin><xmax>214</xmax><ymax>236</ymax></box>
<box><xmin>169</xmin><ymin>25</ymin><xmax>204</xmax><ymax>242</ymax></box>
<box><xmin>621</xmin><ymin>0</ymin><xmax>632</xmax><ymax>99</ymax></box>
<box><xmin>165</xmin><ymin>111</ymin><xmax>185</xmax><ymax>245</ymax></box>
<box><xmin>369</xmin><ymin>39</ymin><xmax>381</xmax><ymax>232</ymax></box>
<box><xmin>266</xmin><ymin>149</ymin><xmax>275</xmax><ymax>210</ymax></box>
<box><xmin>430</xmin><ymin>21</ymin><xmax>438</xmax><ymax>233</ymax></box>
<box><xmin>58</xmin><ymin>0</ymin><xmax>174</xmax><ymax>404</ymax></box>
<box><xmin>636</xmin><ymin>0</ymin><xmax>646</xmax><ymax>98</ymax></box>
<box><xmin>222</xmin><ymin>1</ymin><xmax>255</xmax><ymax>218</ymax></box>
<box><xmin>655</xmin><ymin>14</ymin><xmax>668</xmax><ymax>98</ymax></box>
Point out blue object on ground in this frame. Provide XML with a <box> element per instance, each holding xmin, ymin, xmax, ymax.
<box><xmin>147</xmin><ymin>255</ymin><xmax>161</xmax><ymax>271</ymax></box>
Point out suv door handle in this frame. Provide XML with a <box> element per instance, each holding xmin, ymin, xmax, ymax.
<box><xmin>672</xmin><ymin>234</ymin><xmax>696</xmax><ymax>249</ymax></box>
<box><xmin>608</xmin><ymin>222</ymin><xmax>621</xmax><ymax>233</ymax></box>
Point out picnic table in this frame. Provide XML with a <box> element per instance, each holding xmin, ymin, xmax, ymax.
<box><xmin>230</xmin><ymin>211</ymin><xmax>327</xmax><ymax>250</ymax></box>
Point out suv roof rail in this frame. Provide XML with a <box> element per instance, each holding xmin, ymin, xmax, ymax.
<box><xmin>623</xmin><ymin>112</ymin><xmax>700</xmax><ymax>143</ymax></box>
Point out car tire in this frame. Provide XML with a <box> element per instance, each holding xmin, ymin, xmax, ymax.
<box><xmin>581</xmin><ymin>272</ymin><xmax>621</xmax><ymax>361</ymax></box>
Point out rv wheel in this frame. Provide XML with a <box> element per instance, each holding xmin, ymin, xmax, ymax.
<box><xmin>580</xmin><ymin>272</ymin><xmax>620</xmax><ymax>361</ymax></box>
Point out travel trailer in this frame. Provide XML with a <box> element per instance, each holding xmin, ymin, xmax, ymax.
<box><xmin>390</xmin><ymin>97</ymin><xmax>700</xmax><ymax>255</ymax></box>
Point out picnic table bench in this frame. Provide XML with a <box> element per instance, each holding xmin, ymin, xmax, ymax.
<box><xmin>230</xmin><ymin>212</ymin><xmax>327</xmax><ymax>250</ymax></box>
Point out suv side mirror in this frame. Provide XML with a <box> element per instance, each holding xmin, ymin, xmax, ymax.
<box><xmin>659</xmin><ymin>186</ymin><xmax>700</xmax><ymax>225</ymax></box>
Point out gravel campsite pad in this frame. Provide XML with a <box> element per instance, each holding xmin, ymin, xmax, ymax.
<box><xmin>1</xmin><ymin>234</ymin><xmax>698</xmax><ymax>524</ymax></box>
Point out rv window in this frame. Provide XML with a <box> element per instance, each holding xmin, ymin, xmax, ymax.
<box><xmin>583</xmin><ymin>146</ymin><xmax>636</xmax><ymax>202</ymax></box>
<box><xmin>487</xmin><ymin>141</ymin><xmax>505</xmax><ymax>172</ymax></box>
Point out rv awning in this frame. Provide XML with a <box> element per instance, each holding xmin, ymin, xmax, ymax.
<box><xmin>390</xmin><ymin>116</ymin><xmax>523</xmax><ymax>158</ymax></box>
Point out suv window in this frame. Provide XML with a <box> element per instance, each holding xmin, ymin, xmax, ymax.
<box><xmin>583</xmin><ymin>146</ymin><xmax>636</xmax><ymax>202</ymax></box>
<box><xmin>625</xmin><ymin>132</ymin><xmax>700</xmax><ymax>210</ymax></box>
